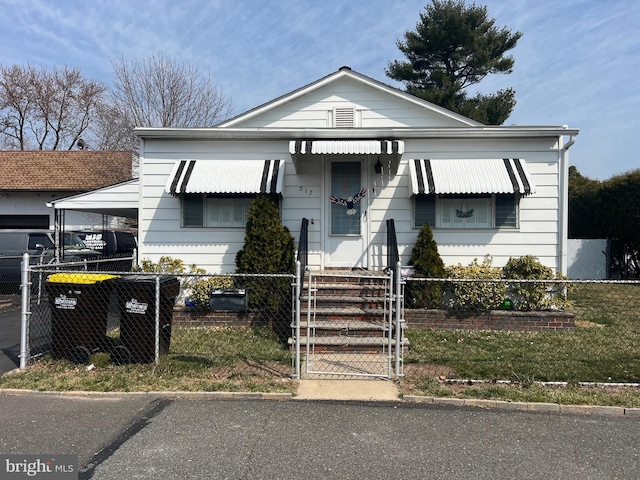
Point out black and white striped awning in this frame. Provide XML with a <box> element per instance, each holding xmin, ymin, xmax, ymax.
<box><xmin>165</xmin><ymin>159</ymin><xmax>285</xmax><ymax>196</ymax></box>
<box><xmin>409</xmin><ymin>159</ymin><xmax>535</xmax><ymax>196</ymax></box>
<box><xmin>289</xmin><ymin>139</ymin><xmax>404</xmax><ymax>155</ymax></box>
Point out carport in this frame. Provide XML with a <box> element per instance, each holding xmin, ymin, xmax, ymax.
<box><xmin>46</xmin><ymin>179</ymin><xmax>139</xmax><ymax>261</ymax></box>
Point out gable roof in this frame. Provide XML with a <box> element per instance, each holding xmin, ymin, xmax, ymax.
<box><xmin>0</xmin><ymin>151</ymin><xmax>133</xmax><ymax>191</ymax></box>
<box><xmin>217</xmin><ymin>66</ymin><xmax>482</xmax><ymax>128</ymax></box>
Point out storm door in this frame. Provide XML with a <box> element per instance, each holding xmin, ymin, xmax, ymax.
<box><xmin>325</xmin><ymin>159</ymin><xmax>369</xmax><ymax>268</ymax></box>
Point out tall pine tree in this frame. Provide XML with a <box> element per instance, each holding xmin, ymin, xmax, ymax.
<box><xmin>386</xmin><ymin>0</ymin><xmax>522</xmax><ymax>125</ymax></box>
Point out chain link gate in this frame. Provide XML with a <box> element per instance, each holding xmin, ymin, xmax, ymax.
<box><xmin>296</xmin><ymin>265</ymin><xmax>405</xmax><ymax>378</ymax></box>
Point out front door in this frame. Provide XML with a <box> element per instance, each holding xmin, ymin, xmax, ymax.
<box><xmin>325</xmin><ymin>159</ymin><xmax>369</xmax><ymax>268</ymax></box>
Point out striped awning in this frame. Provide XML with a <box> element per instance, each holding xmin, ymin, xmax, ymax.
<box><xmin>165</xmin><ymin>159</ymin><xmax>285</xmax><ymax>196</ymax></box>
<box><xmin>409</xmin><ymin>159</ymin><xmax>535</xmax><ymax>196</ymax></box>
<box><xmin>289</xmin><ymin>139</ymin><xmax>404</xmax><ymax>155</ymax></box>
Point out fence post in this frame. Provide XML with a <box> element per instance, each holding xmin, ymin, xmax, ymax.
<box><xmin>294</xmin><ymin>261</ymin><xmax>301</xmax><ymax>379</ymax></box>
<box><xmin>155</xmin><ymin>274</ymin><xmax>160</xmax><ymax>364</ymax></box>
<box><xmin>395</xmin><ymin>261</ymin><xmax>402</xmax><ymax>378</ymax></box>
<box><xmin>20</xmin><ymin>253</ymin><xmax>31</xmax><ymax>369</ymax></box>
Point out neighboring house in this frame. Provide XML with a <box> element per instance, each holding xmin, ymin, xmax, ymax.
<box><xmin>73</xmin><ymin>67</ymin><xmax>578</xmax><ymax>275</ymax></box>
<box><xmin>0</xmin><ymin>150</ymin><xmax>133</xmax><ymax>231</ymax></box>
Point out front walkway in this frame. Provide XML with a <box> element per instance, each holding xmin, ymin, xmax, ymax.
<box><xmin>296</xmin><ymin>378</ymin><xmax>401</xmax><ymax>401</ymax></box>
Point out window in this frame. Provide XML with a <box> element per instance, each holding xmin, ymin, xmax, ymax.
<box><xmin>414</xmin><ymin>195</ymin><xmax>518</xmax><ymax>229</ymax></box>
<box><xmin>28</xmin><ymin>234</ymin><xmax>54</xmax><ymax>250</ymax></box>
<box><xmin>182</xmin><ymin>195</ymin><xmax>254</xmax><ymax>228</ymax></box>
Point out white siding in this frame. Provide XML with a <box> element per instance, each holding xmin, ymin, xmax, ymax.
<box><xmin>139</xmin><ymin>133</ymin><xmax>564</xmax><ymax>273</ymax></box>
<box><xmin>233</xmin><ymin>77</ymin><xmax>467</xmax><ymax>129</ymax></box>
<box><xmin>368</xmin><ymin>137</ymin><xmax>563</xmax><ymax>271</ymax></box>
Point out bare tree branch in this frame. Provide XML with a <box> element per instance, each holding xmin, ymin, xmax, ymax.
<box><xmin>0</xmin><ymin>63</ymin><xmax>107</xmax><ymax>150</ymax></box>
<box><xmin>110</xmin><ymin>53</ymin><xmax>232</xmax><ymax>128</ymax></box>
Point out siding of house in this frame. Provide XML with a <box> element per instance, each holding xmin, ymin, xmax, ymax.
<box><xmin>139</xmin><ymin>139</ymin><xmax>294</xmax><ymax>272</ymax></box>
<box><xmin>139</xmin><ymin>135</ymin><xmax>562</xmax><ymax>273</ymax></box>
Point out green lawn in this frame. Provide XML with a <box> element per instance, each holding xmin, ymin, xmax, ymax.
<box><xmin>0</xmin><ymin>326</ymin><xmax>295</xmax><ymax>393</ymax></box>
<box><xmin>400</xmin><ymin>282</ymin><xmax>640</xmax><ymax>405</ymax></box>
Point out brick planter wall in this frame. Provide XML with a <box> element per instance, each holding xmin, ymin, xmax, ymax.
<box><xmin>173</xmin><ymin>307</ymin><xmax>575</xmax><ymax>332</ymax></box>
<box><xmin>172</xmin><ymin>307</ymin><xmax>257</xmax><ymax>327</ymax></box>
<box><xmin>405</xmin><ymin>309</ymin><xmax>575</xmax><ymax>332</ymax></box>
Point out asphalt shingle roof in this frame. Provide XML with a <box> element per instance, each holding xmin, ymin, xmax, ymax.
<box><xmin>0</xmin><ymin>151</ymin><xmax>133</xmax><ymax>191</ymax></box>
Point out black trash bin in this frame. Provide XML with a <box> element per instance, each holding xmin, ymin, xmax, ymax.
<box><xmin>116</xmin><ymin>275</ymin><xmax>180</xmax><ymax>364</ymax></box>
<box><xmin>47</xmin><ymin>273</ymin><xmax>120</xmax><ymax>364</ymax></box>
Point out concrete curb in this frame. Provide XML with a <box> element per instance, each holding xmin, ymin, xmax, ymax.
<box><xmin>2</xmin><ymin>388</ymin><xmax>639</xmax><ymax>416</ymax></box>
<box><xmin>0</xmin><ymin>388</ymin><xmax>293</xmax><ymax>401</ymax></box>
<box><xmin>403</xmin><ymin>395</ymin><xmax>635</xmax><ymax>416</ymax></box>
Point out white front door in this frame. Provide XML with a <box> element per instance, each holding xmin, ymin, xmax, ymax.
<box><xmin>325</xmin><ymin>159</ymin><xmax>369</xmax><ymax>268</ymax></box>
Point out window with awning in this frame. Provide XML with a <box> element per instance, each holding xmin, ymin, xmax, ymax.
<box><xmin>165</xmin><ymin>159</ymin><xmax>285</xmax><ymax>196</ymax></box>
<box><xmin>165</xmin><ymin>159</ymin><xmax>284</xmax><ymax>228</ymax></box>
<box><xmin>410</xmin><ymin>159</ymin><xmax>535</xmax><ymax>230</ymax></box>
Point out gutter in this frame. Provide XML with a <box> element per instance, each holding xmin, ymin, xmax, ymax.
<box><xmin>558</xmin><ymin>132</ymin><xmax>579</xmax><ymax>276</ymax></box>
<box><xmin>134</xmin><ymin>126</ymin><xmax>581</xmax><ymax>140</ymax></box>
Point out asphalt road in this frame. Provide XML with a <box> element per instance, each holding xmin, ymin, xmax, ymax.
<box><xmin>1</xmin><ymin>394</ymin><xmax>638</xmax><ymax>480</ymax></box>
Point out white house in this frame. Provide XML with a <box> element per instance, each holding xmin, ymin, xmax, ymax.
<box><xmin>134</xmin><ymin>67</ymin><xmax>578</xmax><ymax>275</ymax></box>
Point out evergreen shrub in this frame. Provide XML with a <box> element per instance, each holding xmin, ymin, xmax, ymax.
<box><xmin>235</xmin><ymin>194</ymin><xmax>295</xmax><ymax>312</ymax></box>
<box><xmin>406</xmin><ymin>223</ymin><xmax>446</xmax><ymax>308</ymax></box>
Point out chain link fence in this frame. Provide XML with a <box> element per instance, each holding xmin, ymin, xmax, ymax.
<box><xmin>21</xmin><ymin>260</ymin><xmax>295</xmax><ymax>380</ymax></box>
<box><xmin>13</xmin><ymin>256</ymin><xmax>640</xmax><ymax>387</ymax></box>
<box><xmin>403</xmin><ymin>278</ymin><xmax>640</xmax><ymax>384</ymax></box>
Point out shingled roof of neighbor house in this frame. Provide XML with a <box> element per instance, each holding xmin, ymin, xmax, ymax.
<box><xmin>0</xmin><ymin>150</ymin><xmax>133</xmax><ymax>191</ymax></box>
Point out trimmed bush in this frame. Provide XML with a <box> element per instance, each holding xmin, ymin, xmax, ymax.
<box><xmin>236</xmin><ymin>194</ymin><xmax>295</xmax><ymax>312</ymax></box>
<box><xmin>406</xmin><ymin>223</ymin><xmax>446</xmax><ymax>308</ymax></box>
<box><xmin>503</xmin><ymin>255</ymin><xmax>571</xmax><ymax>311</ymax></box>
<box><xmin>445</xmin><ymin>255</ymin><xmax>506</xmax><ymax>311</ymax></box>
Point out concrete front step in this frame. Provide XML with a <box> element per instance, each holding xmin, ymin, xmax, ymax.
<box><xmin>289</xmin><ymin>335</ymin><xmax>409</xmax><ymax>354</ymax></box>
<box><xmin>294</xmin><ymin>320</ymin><xmax>398</xmax><ymax>337</ymax></box>
<box><xmin>300</xmin><ymin>271</ymin><xmax>400</xmax><ymax>354</ymax></box>
<box><xmin>301</xmin><ymin>306</ymin><xmax>388</xmax><ymax>317</ymax></box>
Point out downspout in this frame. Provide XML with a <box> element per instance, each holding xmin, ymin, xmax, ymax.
<box><xmin>559</xmin><ymin>133</ymin><xmax>577</xmax><ymax>276</ymax></box>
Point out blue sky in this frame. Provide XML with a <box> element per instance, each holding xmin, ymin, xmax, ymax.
<box><xmin>1</xmin><ymin>0</ymin><xmax>638</xmax><ymax>180</ymax></box>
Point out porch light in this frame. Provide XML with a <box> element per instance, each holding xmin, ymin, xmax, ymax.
<box><xmin>374</xmin><ymin>158</ymin><xmax>383</xmax><ymax>174</ymax></box>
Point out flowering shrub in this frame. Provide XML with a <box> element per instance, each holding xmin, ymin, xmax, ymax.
<box><xmin>444</xmin><ymin>256</ymin><xmax>506</xmax><ymax>311</ymax></box>
<box><xmin>503</xmin><ymin>255</ymin><xmax>572</xmax><ymax>310</ymax></box>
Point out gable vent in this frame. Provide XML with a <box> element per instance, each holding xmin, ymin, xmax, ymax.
<box><xmin>334</xmin><ymin>107</ymin><xmax>355</xmax><ymax>128</ymax></box>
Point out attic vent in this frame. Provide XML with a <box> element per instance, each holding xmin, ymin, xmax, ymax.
<box><xmin>334</xmin><ymin>107</ymin><xmax>355</xmax><ymax>128</ymax></box>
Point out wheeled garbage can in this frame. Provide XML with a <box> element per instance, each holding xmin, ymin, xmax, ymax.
<box><xmin>116</xmin><ymin>275</ymin><xmax>180</xmax><ymax>364</ymax></box>
<box><xmin>47</xmin><ymin>273</ymin><xmax>120</xmax><ymax>364</ymax></box>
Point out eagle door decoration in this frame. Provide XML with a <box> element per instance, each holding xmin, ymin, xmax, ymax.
<box><xmin>330</xmin><ymin>188</ymin><xmax>367</xmax><ymax>215</ymax></box>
